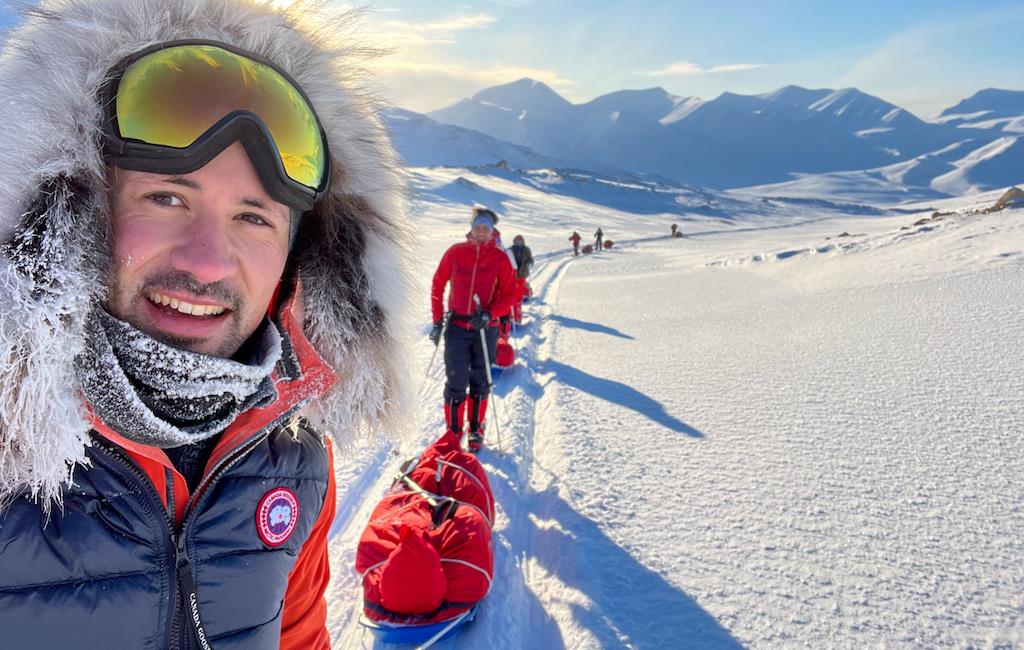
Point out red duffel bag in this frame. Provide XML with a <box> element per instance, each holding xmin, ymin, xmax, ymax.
<box><xmin>356</xmin><ymin>429</ymin><xmax>496</xmax><ymax>625</ymax></box>
<box><xmin>356</xmin><ymin>491</ymin><xmax>493</xmax><ymax>625</ymax></box>
<box><xmin>405</xmin><ymin>431</ymin><xmax>495</xmax><ymax>526</ymax></box>
<box><xmin>495</xmin><ymin>340</ymin><xmax>514</xmax><ymax>367</ymax></box>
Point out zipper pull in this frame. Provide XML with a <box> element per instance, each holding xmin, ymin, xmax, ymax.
<box><xmin>176</xmin><ymin>536</ymin><xmax>215</xmax><ymax>650</ymax></box>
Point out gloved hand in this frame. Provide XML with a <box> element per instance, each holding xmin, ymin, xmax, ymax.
<box><xmin>469</xmin><ymin>311</ymin><xmax>491</xmax><ymax>330</ymax></box>
<box><xmin>428</xmin><ymin>322</ymin><xmax>443</xmax><ymax>346</ymax></box>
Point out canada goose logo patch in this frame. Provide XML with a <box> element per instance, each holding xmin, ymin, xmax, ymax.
<box><xmin>256</xmin><ymin>488</ymin><xmax>299</xmax><ymax>547</ymax></box>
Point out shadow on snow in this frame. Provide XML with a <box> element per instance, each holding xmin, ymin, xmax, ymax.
<box><xmin>543</xmin><ymin>359</ymin><xmax>704</xmax><ymax>438</ymax></box>
<box><xmin>525</xmin><ymin>483</ymin><xmax>743</xmax><ymax>649</ymax></box>
<box><xmin>547</xmin><ymin>314</ymin><xmax>635</xmax><ymax>340</ymax></box>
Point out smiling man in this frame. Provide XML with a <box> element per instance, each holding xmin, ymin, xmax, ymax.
<box><xmin>106</xmin><ymin>144</ymin><xmax>292</xmax><ymax>358</ymax></box>
<box><xmin>0</xmin><ymin>1</ymin><xmax>409</xmax><ymax>649</ymax></box>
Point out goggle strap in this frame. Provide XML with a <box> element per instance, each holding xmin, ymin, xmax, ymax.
<box><xmin>106</xmin><ymin>113</ymin><xmax>319</xmax><ymax>212</ymax></box>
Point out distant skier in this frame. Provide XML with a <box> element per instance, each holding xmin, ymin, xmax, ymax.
<box><xmin>510</xmin><ymin>235</ymin><xmax>534</xmax><ymax>280</ymax></box>
<box><xmin>430</xmin><ymin>207</ymin><xmax>518</xmax><ymax>452</ymax></box>
<box><xmin>594</xmin><ymin>227</ymin><xmax>604</xmax><ymax>250</ymax></box>
<box><xmin>509</xmin><ymin>235</ymin><xmax>534</xmax><ymax>323</ymax></box>
<box><xmin>671</xmin><ymin>223</ymin><xmax>684</xmax><ymax>238</ymax></box>
<box><xmin>569</xmin><ymin>230</ymin><xmax>582</xmax><ymax>256</ymax></box>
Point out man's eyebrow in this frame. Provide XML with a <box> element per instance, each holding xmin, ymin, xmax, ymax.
<box><xmin>161</xmin><ymin>178</ymin><xmax>271</xmax><ymax>212</ymax></box>
<box><xmin>240</xmin><ymin>197</ymin><xmax>269</xmax><ymax>210</ymax></box>
<box><xmin>164</xmin><ymin>176</ymin><xmax>201</xmax><ymax>190</ymax></box>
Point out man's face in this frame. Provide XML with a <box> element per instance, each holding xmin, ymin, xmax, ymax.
<box><xmin>470</xmin><ymin>223</ymin><xmax>492</xmax><ymax>243</ymax></box>
<box><xmin>107</xmin><ymin>142</ymin><xmax>291</xmax><ymax>357</ymax></box>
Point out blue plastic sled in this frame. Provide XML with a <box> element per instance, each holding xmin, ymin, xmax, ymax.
<box><xmin>359</xmin><ymin>606</ymin><xmax>478</xmax><ymax>647</ymax></box>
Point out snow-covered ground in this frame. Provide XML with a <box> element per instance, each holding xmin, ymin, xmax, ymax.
<box><xmin>325</xmin><ymin>169</ymin><xmax>1024</xmax><ymax>648</ymax></box>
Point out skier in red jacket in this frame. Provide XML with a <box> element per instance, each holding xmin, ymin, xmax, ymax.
<box><xmin>430</xmin><ymin>207</ymin><xmax>518</xmax><ymax>451</ymax></box>
<box><xmin>569</xmin><ymin>230</ymin><xmax>582</xmax><ymax>256</ymax></box>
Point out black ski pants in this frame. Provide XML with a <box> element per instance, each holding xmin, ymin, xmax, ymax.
<box><xmin>444</xmin><ymin>325</ymin><xmax>498</xmax><ymax>403</ymax></box>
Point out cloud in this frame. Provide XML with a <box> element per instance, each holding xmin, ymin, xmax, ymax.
<box><xmin>371</xmin><ymin>12</ymin><xmax>498</xmax><ymax>46</ymax></box>
<box><xmin>831</xmin><ymin>5</ymin><xmax>1024</xmax><ymax>118</ymax></box>
<box><xmin>359</xmin><ymin>7</ymin><xmax>571</xmax><ymax>111</ymax></box>
<box><xmin>646</xmin><ymin>61</ymin><xmax>765</xmax><ymax>77</ymax></box>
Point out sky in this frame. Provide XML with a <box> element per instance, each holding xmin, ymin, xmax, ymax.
<box><xmin>350</xmin><ymin>0</ymin><xmax>1024</xmax><ymax>118</ymax></box>
<box><xmin>2</xmin><ymin>2</ymin><xmax>1022</xmax><ymax>119</ymax></box>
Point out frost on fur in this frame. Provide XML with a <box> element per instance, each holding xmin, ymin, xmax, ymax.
<box><xmin>0</xmin><ymin>179</ymin><xmax>102</xmax><ymax>513</ymax></box>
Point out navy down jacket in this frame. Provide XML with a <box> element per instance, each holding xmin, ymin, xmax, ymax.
<box><xmin>0</xmin><ymin>419</ymin><xmax>330</xmax><ymax>650</ymax></box>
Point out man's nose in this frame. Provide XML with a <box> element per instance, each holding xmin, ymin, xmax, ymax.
<box><xmin>169</xmin><ymin>213</ymin><xmax>239</xmax><ymax>285</ymax></box>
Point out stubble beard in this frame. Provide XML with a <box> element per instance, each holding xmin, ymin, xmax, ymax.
<box><xmin>106</xmin><ymin>269</ymin><xmax>252</xmax><ymax>358</ymax></box>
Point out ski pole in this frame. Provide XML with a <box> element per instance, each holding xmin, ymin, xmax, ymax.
<box><xmin>424</xmin><ymin>311</ymin><xmax>450</xmax><ymax>380</ymax></box>
<box><xmin>473</xmin><ymin>295</ymin><xmax>504</xmax><ymax>455</ymax></box>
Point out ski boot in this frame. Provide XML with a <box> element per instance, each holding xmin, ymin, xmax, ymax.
<box><xmin>444</xmin><ymin>397</ymin><xmax>466</xmax><ymax>436</ymax></box>
<box><xmin>465</xmin><ymin>394</ymin><xmax>489</xmax><ymax>453</ymax></box>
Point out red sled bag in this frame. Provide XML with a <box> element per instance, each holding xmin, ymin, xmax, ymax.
<box><xmin>495</xmin><ymin>340</ymin><xmax>514</xmax><ymax>367</ymax></box>
<box><xmin>603</xmin><ymin>240</ymin><xmax>614</xmax><ymax>249</ymax></box>
<box><xmin>521</xmin><ymin>280</ymin><xmax>533</xmax><ymax>304</ymax></box>
<box><xmin>515</xmin><ymin>277</ymin><xmax>528</xmax><ymax>303</ymax></box>
<box><xmin>495</xmin><ymin>320</ymin><xmax>515</xmax><ymax>367</ymax></box>
<box><xmin>356</xmin><ymin>492</ymin><xmax>493</xmax><ymax>625</ymax></box>
<box><xmin>406</xmin><ymin>430</ymin><xmax>495</xmax><ymax>525</ymax></box>
<box><xmin>356</xmin><ymin>430</ymin><xmax>496</xmax><ymax>626</ymax></box>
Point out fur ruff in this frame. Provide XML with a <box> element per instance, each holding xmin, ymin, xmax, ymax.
<box><xmin>0</xmin><ymin>0</ymin><xmax>413</xmax><ymax>510</ymax></box>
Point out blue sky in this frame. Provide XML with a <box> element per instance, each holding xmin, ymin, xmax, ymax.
<box><xmin>2</xmin><ymin>2</ymin><xmax>1022</xmax><ymax>118</ymax></box>
<box><xmin>359</xmin><ymin>0</ymin><xmax>1024</xmax><ymax>117</ymax></box>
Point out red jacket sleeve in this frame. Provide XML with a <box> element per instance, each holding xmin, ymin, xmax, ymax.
<box><xmin>279</xmin><ymin>437</ymin><xmax>337</xmax><ymax>650</ymax></box>
<box><xmin>489</xmin><ymin>252</ymin><xmax>519</xmax><ymax>319</ymax></box>
<box><xmin>431</xmin><ymin>248</ymin><xmax>453</xmax><ymax>324</ymax></box>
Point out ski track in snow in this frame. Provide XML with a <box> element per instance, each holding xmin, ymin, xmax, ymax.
<box><xmin>325</xmin><ymin>182</ymin><xmax>1024</xmax><ymax>649</ymax></box>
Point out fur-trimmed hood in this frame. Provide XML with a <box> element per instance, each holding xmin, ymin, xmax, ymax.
<box><xmin>0</xmin><ymin>0</ymin><xmax>412</xmax><ymax>507</ymax></box>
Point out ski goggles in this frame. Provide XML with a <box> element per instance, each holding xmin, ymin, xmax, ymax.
<box><xmin>101</xmin><ymin>41</ymin><xmax>330</xmax><ymax>212</ymax></box>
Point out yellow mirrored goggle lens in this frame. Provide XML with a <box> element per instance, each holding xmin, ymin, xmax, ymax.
<box><xmin>116</xmin><ymin>44</ymin><xmax>325</xmax><ymax>190</ymax></box>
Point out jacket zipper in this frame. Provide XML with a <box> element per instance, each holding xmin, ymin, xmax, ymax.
<box><xmin>93</xmin><ymin>422</ymin><xmax>283</xmax><ymax>650</ymax></box>
<box><xmin>466</xmin><ymin>244</ymin><xmax>480</xmax><ymax>314</ymax></box>
<box><xmin>90</xmin><ymin>440</ymin><xmax>180</xmax><ymax>648</ymax></box>
<box><xmin>174</xmin><ymin>429</ymin><xmax>276</xmax><ymax>650</ymax></box>
<box><xmin>165</xmin><ymin>468</ymin><xmax>184</xmax><ymax>650</ymax></box>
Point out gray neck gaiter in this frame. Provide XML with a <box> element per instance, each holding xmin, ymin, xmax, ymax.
<box><xmin>77</xmin><ymin>309</ymin><xmax>281</xmax><ymax>448</ymax></box>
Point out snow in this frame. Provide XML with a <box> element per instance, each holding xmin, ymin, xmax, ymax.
<box><xmin>324</xmin><ymin>167</ymin><xmax>1024</xmax><ymax>647</ymax></box>
<box><xmin>735</xmin><ymin>137</ymin><xmax>1024</xmax><ymax>205</ymax></box>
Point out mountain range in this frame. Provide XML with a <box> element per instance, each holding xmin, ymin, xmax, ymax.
<box><xmin>384</xmin><ymin>80</ymin><xmax>1024</xmax><ymax>197</ymax></box>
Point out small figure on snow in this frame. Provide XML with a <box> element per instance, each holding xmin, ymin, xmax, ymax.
<box><xmin>670</xmin><ymin>223</ymin><xmax>684</xmax><ymax>238</ymax></box>
<box><xmin>510</xmin><ymin>234</ymin><xmax>534</xmax><ymax>280</ymax></box>
<box><xmin>430</xmin><ymin>207</ymin><xmax>518</xmax><ymax>452</ymax></box>
<box><xmin>594</xmin><ymin>227</ymin><xmax>604</xmax><ymax>251</ymax></box>
<box><xmin>569</xmin><ymin>230</ymin><xmax>582</xmax><ymax>256</ymax></box>
<box><xmin>509</xmin><ymin>235</ymin><xmax>534</xmax><ymax>323</ymax></box>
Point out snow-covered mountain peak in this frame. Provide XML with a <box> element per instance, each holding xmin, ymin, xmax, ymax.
<box><xmin>757</xmin><ymin>84</ymin><xmax>832</xmax><ymax>107</ymax></box>
<box><xmin>469</xmin><ymin>77</ymin><xmax>573</xmax><ymax>116</ymax></box>
<box><xmin>580</xmin><ymin>87</ymin><xmax>685</xmax><ymax>121</ymax></box>
<box><xmin>422</xmin><ymin>80</ymin><xmax>1022</xmax><ymax>192</ymax></box>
